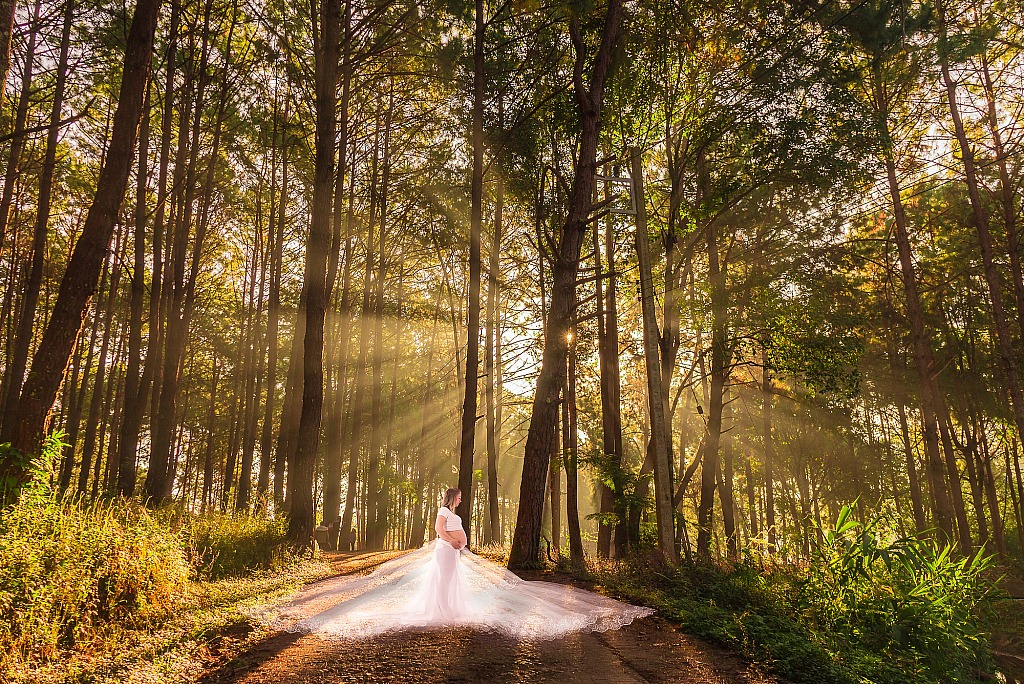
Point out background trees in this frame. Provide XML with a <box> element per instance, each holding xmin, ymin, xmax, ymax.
<box><xmin>0</xmin><ymin>0</ymin><xmax>1023</xmax><ymax>568</ymax></box>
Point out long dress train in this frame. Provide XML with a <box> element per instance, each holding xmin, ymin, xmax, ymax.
<box><xmin>248</xmin><ymin>539</ymin><xmax>654</xmax><ymax>641</ymax></box>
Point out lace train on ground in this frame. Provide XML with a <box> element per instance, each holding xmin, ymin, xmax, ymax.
<box><xmin>247</xmin><ymin>540</ymin><xmax>654</xmax><ymax>641</ymax></box>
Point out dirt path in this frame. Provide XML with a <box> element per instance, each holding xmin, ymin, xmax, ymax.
<box><xmin>198</xmin><ymin>552</ymin><xmax>779</xmax><ymax>684</ymax></box>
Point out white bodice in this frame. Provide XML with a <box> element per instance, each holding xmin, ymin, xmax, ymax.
<box><xmin>437</xmin><ymin>506</ymin><xmax>463</xmax><ymax>532</ymax></box>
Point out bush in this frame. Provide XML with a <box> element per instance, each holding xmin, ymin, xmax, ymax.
<box><xmin>803</xmin><ymin>504</ymin><xmax>997</xmax><ymax>682</ymax></box>
<box><xmin>599</xmin><ymin>505</ymin><xmax>998</xmax><ymax>684</ymax></box>
<box><xmin>168</xmin><ymin>509</ymin><xmax>291</xmax><ymax>580</ymax></box>
<box><xmin>0</xmin><ymin>435</ymin><xmax>189</xmax><ymax>665</ymax></box>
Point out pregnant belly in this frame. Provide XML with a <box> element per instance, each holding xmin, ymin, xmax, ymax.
<box><xmin>448</xmin><ymin>529</ymin><xmax>467</xmax><ymax>546</ymax></box>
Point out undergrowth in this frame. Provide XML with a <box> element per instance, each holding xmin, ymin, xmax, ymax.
<box><xmin>0</xmin><ymin>433</ymin><xmax>310</xmax><ymax>680</ymax></box>
<box><xmin>598</xmin><ymin>505</ymin><xmax>999</xmax><ymax>684</ymax></box>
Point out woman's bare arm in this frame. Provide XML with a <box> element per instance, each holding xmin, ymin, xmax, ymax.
<box><xmin>435</xmin><ymin>516</ymin><xmax>455</xmax><ymax>544</ymax></box>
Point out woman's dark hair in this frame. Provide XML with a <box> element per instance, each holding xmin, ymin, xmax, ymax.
<box><xmin>441</xmin><ymin>487</ymin><xmax>460</xmax><ymax>509</ymax></box>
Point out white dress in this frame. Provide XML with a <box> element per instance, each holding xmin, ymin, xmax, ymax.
<box><xmin>250</xmin><ymin>508</ymin><xmax>653</xmax><ymax>641</ymax></box>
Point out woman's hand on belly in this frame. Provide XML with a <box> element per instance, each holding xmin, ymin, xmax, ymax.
<box><xmin>449</xmin><ymin>530</ymin><xmax>467</xmax><ymax>549</ymax></box>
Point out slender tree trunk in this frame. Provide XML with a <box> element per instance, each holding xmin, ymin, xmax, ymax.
<box><xmin>0</xmin><ymin>1</ymin><xmax>41</xmax><ymax>432</ymax></box>
<box><xmin>595</xmin><ymin>183</ymin><xmax>624</xmax><ymax>557</ymax></box>
<box><xmin>761</xmin><ymin>349</ymin><xmax>777</xmax><ymax>549</ymax></box>
<box><xmin>484</xmin><ymin>168</ymin><xmax>502</xmax><ymax>544</ymax></box>
<box><xmin>340</xmin><ymin>141</ymin><xmax>379</xmax><ymax>543</ymax></box>
<box><xmin>321</xmin><ymin>0</ymin><xmax>353</xmax><ymax>531</ymax></box>
<box><xmin>1</xmin><ymin>0</ymin><xmax>71</xmax><ymax>438</ymax></box>
<box><xmin>697</xmin><ymin>212</ymin><xmax>728</xmax><ymax>557</ymax></box>
<box><xmin>720</xmin><ymin>386</ymin><xmax>737</xmax><ymax>559</ymax></box>
<box><xmin>456</xmin><ymin>0</ymin><xmax>486</xmax><ymax>540</ymax></box>
<box><xmin>288</xmin><ymin>0</ymin><xmax>341</xmax><ymax>545</ymax></box>
<box><xmin>565</xmin><ymin>327</ymin><xmax>584</xmax><ymax>565</ymax></box>
<box><xmin>630</xmin><ymin>146</ymin><xmax>676</xmax><ymax>558</ymax></box>
<box><xmin>365</xmin><ymin>87</ymin><xmax>394</xmax><ymax>549</ymax></box>
<box><xmin>117</xmin><ymin>82</ymin><xmax>150</xmax><ymax>496</ymax></box>
<box><xmin>874</xmin><ymin>66</ymin><xmax>956</xmax><ymax>545</ymax></box>
<box><xmin>271</xmin><ymin>116</ymin><xmax>292</xmax><ymax>509</ymax></box>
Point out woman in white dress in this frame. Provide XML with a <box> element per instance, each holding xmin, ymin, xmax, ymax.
<box><xmin>251</xmin><ymin>486</ymin><xmax>653</xmax><ymax>641</ymax></box>
<box><xmin>423</xmin><ymin>488</ymin><xmax>468</xmax><ymax>620</ymax></box>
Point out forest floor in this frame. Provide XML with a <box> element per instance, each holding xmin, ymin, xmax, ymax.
<box><xmin>195</xmin><ymin>551</ymin><xmax>781</xmax><ymax>684</ymax></box>
<box><xmin>991</xmin><ymin>571</ymin><xmax>1024</xmax><ymax>681</ymax></box>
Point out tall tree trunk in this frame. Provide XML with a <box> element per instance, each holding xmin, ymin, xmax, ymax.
<box><xmin>116</xmin><ymin>81</ymin><xmax>150</xmax><ymax>496</ymax></box>
<box><xmin>761</xmin><ymin>349</ymin><xmax>777</xmax><ymax>549</ymax></box>
<box><xmin>457</xmin><ymin>0</ymin><xmax>486</xmax><ymax>540</ymax></box>
<box><xmin>0</xmin><ymin>1</ymin><xmax>41</xmax><ymax>432</ymax></box>
<box><xmin>200</xmin><ymin>356</ymin><xmax>219</xmax><ymax>511</ymax></box>
<box><xmin>595</xmin><ymin>182</ymin><xmax>624</xmax><ymax>558</ymax></box>
<box><xmin>630</xmin><ymin>146</ymin><xmax>676</xmax><ymax>558</ymax></box>
<box><xmin>720</xmin><ymin>386</ymin><xmax>737</xmax><ymax>559</ymax></box>
<box><xmin>271</xmin><ymin>113</ymin><xmax>293</xmax><ymax>509</ymax></box>
<box><xmin>340</xmin><ymin>127</ymin><xmax>380</xmax><ymax>544</ymax></box>
<box><xmin>697</xmin><ymin>211</ymin><xmax>727</xmax><ymax>557</ymax></box>
<box><xmin>1</xmin><ymin>0</ymin><xmax>71</xmax><ymax>439</ymax></box>
<box><xmin>320</xmin><ymin>0</ymin><xmax>353</xmax><ymax>530</ymax></box>
<box><xmin>565</xmin><ymin>327</ymin><xmax>584</xmax><ymax>565</ymax></box>
<box><xmin>508</xmin><ymin>0</ymin><xmax>623</xmax><ymax>568</ymax></box>
<box><xmin>873</xmin><ymin>64</ymin><xmax>956</xmax><ymax>546</ymax></box>
<box><xmin>288</xmin><ymin>0</ymin><xmax>341</xmax><ymax>545</ymax></box>
<box><xmin>365</xmin><ymin>86</ymin><xmax>394</xmax><ymax>550</ymax></box>
<box><xmin>484</xmin><ymin>167</ymin><xmax>502</xmax><ymax>544</ymax></box>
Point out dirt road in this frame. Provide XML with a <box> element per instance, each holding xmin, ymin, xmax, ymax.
<box><xmin>198</xmin><ymin>552</ymin><xmax>778</xmax><ymax>684</ymax></box>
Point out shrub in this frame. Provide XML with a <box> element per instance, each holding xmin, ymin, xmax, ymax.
<box><xmin>169</xmin><ymin>509</ymin><xmax>291</xmax><ymax>580</ymax></box>
<box><xmin>803</xmin><ymin>504</ymin><xmax>997</xmax><ymax>681</ymax></box>
<box><xmin>0</xmin><ymin>435</ymin><xmax>189</xmax><ymax>665</ymax></box>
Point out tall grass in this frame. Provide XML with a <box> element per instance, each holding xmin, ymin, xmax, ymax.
<box><xmin>162</xmin><ymin>507</ymin><xmax>292</xmax><ymax>580</ymax></box>
<box><xmin>0</xmin><ymin>434</ymin><xmax>296</xmax><ymax>671</ymax></box>
<box><xmin>599</xmin><ymin>504</ymin><xmax>998</xmax><ymax>684</ymax></box>
<box><xmin>0</xmin><ymin>435</ymin><xmax>189</xmax><ymax>665</ymax></box>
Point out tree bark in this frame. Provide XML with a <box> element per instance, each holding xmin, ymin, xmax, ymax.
<box><xmin>1</xmin><ymin>0</ymin><xmax>72</xmax><ymax>441</ymax></box>
<box><xmin>630</xmin><ymin>146</ymin><xmax>676</xmax><ymax>558</ymax></box>
<box><xmin>0</xmin><ymin>1</ymin><xmax>41</xmax><ymax>433</ymax></box>
<box><xmin>456</xmin><ymin>0</ymin><xmax>486</xmax><ymax>541</ymax></box>
<box><xmin>288</xmin><ymin>0</ymin><xmax>341</xmax><ymax>545</ymax></box>
<box><xmin>508</xmin><ymin>0</ymin><xmax>623</xmax><ymax>568</ymax></box>
<box><xmin>484</xmin><ymin>166</ymin><xmax>502</xmax><ymax>544</ymax></box>
<box><xmin>697</xmin><ymin>212</ymin><xmax>727</xmax><ymax>557</ymax></box>
<box><xmin>873</xmin><ymin>63</ymin><xmax>956</xmax><ymax>546</ymax></box>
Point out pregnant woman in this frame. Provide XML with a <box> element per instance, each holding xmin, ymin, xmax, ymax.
<box><xmin>422</xmin><ymin>488</ymin><xmax>469</xmax><ymax>620</ymax></box>
<box><xmin>253</xmin><ymin>486</ymin><xmax>653</xmax><ymax>641</ymax></box>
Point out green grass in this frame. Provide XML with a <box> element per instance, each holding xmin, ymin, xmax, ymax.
<box><xmin>594</xmin><ymin>509</ymin><xmax>999</xmax><ymax>684</ymax></box>
<box><xmin>0</xmin><ymin>434</ymin><xmax>317</xmax><ymax>681</ymax></box>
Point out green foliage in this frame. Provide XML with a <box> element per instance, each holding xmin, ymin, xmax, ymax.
<box><xmin>600</xmin><ymin>505</ymin><xmax>998</xmax><ymax>683</ymax></box>
<box><xmin>166</xmin><ymin>509</ymin><xmax>293</xmax><ymax>580</ymax></box>
<box><xmin>0</xmin><ymin>436</ymin><xmax>189</xmax><ymax>665</ymax></box>
<box><xmin>804</xmin><ymin>504</ymin><xmax>997</xmax><ymax>682</ymax></box>
<box><xmin>0</xmin><ymin>434</ymin><xmax>298</xmax><ymax>670</ymax></box>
